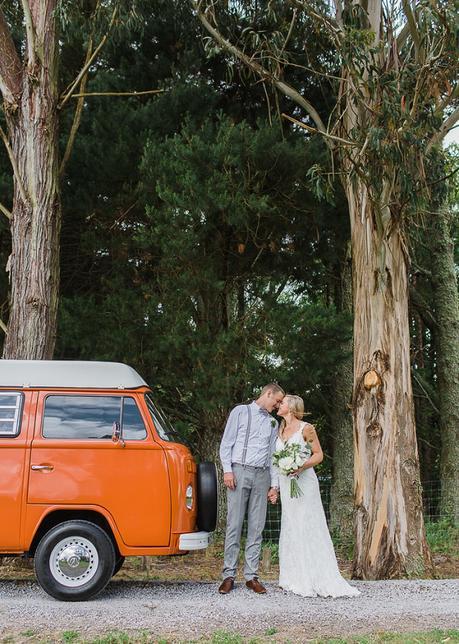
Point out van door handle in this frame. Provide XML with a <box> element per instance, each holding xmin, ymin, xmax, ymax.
<box><xmin>31</xmin><ymin>465</ymin><xmax>54</xmax><ymax>472</ymax></box>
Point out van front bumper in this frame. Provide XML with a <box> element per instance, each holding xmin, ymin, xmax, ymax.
<box><xmin>178</xmin><ymin>531</ymin><xmax>211</xmax><ymax>550</ymax></box>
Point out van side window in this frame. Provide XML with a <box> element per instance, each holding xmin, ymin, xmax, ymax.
<box><xmin>0</xmin><ymin>392</ymin><xmax>23</xmax><ymax>437</ymax></box>
<box><xmin>122</xmin><ymin>397</ymin><xmax>147</xmax><ymax>440</ymax></box>
<box><xmin>43</xmin><ymin>395</ymin><xmax>147</xmax><ymax>440</ymax></box>
<box><xmin>43</xmin><ymin>396</ymin><xmax>120</xmax><ymax>439</ymax></box>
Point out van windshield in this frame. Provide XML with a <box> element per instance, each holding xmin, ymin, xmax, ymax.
<box><xmin>145</xmin><ymin>393</ymin><xmax>178</xmax><ymax>442</ymax></box>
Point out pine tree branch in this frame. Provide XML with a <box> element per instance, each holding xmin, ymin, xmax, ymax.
<box><xmin>192</xmin><ymin>1</ymin><xmax>330</xmax><ymax>148</ymax></box>
<box><xmin>412</xmin><ymin>372</ymin><xmax>440</xmax><ymax>414</ymax></box>
<box><xmin>68</xmin><ymin>89</ymin><xmax>164</xmax><ymax>98</ymax></box>
<box><xmin>409</xmin><ymin>285</ymin><xmax>437</xmax><ymax>329</ymax></box>
<box><xmin>0</xmin><ymin>8</ymin><xmax>22</xmax><ymax>104</ymax></box>
<box><xmin>0</xmin><ymin>126</ymin><xmax>27</xmax><ymax>205</ymax></box>
<box><xmin>0</xmin><ymin>202</ymin><xmax>12</xmax><ymax>220</ymax></box>
<box><xmin>59</xmin><ymin>5</ymin><xmax>118</xmax><ymax>110</ymax></box>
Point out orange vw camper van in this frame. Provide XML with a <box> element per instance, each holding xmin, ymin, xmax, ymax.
<box><xmin>0</xmin><ymin>361</ymin><xmax>217</xmax><ymax>601</ymax></box>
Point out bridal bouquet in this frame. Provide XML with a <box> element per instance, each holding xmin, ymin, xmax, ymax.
<box><xmin>272</xmin><ymin>442</ymin><xmax>312</xmax><ymax>498</ymax></box>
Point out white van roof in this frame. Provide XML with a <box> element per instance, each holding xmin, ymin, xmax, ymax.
<box><xmin>0</xmin><ymin>360</ymin><xmax>148</xmax><ymax>389</ymax></box>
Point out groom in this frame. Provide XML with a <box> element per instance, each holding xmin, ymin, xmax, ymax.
<box><xmin>218</xmin><ymin>383</ymin><xmax>284</xmax><ymax>594</ymax></box>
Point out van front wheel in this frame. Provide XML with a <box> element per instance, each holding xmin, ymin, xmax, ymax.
<box><xmin>34</xmin><ymin>520</ymin><xmax>115</xmax><ymax>601</ymax></box>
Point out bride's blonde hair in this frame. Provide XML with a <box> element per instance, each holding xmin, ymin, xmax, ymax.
<box><xmin>280</xmin><ymin>394</ymin><xmax>305</xmax><ymax>435</ymax></box>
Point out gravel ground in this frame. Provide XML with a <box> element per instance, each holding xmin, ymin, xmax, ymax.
<box><xmin>0</xmin><ymin>579</ymin><xmax>458</xmax><ymax>641</ymax></box>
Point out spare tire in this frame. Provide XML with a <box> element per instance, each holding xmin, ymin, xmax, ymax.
<box><xmin>197</xmin><ymin>462</ymin><xmax>218</xmax><ymax>532</ymax></box>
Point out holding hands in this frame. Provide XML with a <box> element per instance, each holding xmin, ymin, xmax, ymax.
<box><xmin>268</xmin><ymin>487</ymin><xmax>279</xmax><ymax>504</ymax></box>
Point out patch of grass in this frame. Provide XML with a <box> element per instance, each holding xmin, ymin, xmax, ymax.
<box><xmin>330</xmin><ymin>531</ymin><xmax>355</xmax><ymax>560</ymax></box>
<box><xmin>425</xmin><ymin>519</ymin><xmax>459</xmax><ymax>555</ymax></box>
<box><xmin>209</xmin><ymin>632</ymin><xmax>259</xmax><ymax>644</ymax></box>
<box><xmin>210</xmin><ymin>632</ymin><xmax>245</xmax><ymax>644</ymax></box>
<box><xmin>264</xmin><ymin>627</ymin><xmax>277</xmax><ymax>636</ymax></box>
<box><xmin>313</xmin><ymin>630</ymin><xmax>459</xmax><ymax>643</ymax></box>
<box><xmin>261</xmin><ymin>542</ymin><xmax>279</xmax><ymax>565</ymax></box>
<box><xmin>62</xmin><ymin>632</ymin><xmax>80</xmax><ymax>643</ymax></box>
<box><xmin>19</xmin><ymin>631</ymin><xmax>35</xmax><ymax>638</ymax></box>
<box><xmin>88</xmin><ymin>633</ymin><xmax>156</xmax><ymax>644</ymax></box>
<box><xmin>89</xmin><ymin>634</ymin><xmax>133</xmax><ymax>644</ymax></box>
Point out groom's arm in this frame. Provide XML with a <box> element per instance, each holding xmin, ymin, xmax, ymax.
<box><xmin>219</xmin><ymin>406</ymin><xmax>240</xmax><ymax>489</ymax></box>
<box><xmin>268</xmin><ymin>420</ymin><xmax>279</xmax><ymax>491</ymax></box>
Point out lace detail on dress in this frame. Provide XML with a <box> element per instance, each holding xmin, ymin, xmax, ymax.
<box><xmin>276</xmin><ymin>423</ymin><xmax>360</xmax><ymax>598</ymax></box>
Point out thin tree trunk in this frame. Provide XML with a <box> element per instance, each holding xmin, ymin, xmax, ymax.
<box><xmin>429</xmin><ymin>208</ymin><xmax>459</xmax><ymax>522</ymax></box>
<box><xmin>2</xmin><ymin>1</ymin><xmax>60</xmax><ymax>359</ymax></box>
<box><xmin>348</xmin><ymin>180</ymin><xmax>432</xmax><ymax>579</ymax></box>
<box><xmin>329</xmin><ymin>250</ymin><xmax>354</xmax><ymax>550</ymax></box>
<box><xmin>197</xmin><ymin>422</ymin><xmax>227</xmax><ymax>535</ymax></box>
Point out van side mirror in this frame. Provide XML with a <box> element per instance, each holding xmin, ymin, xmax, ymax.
<box><xmin>112</xmin><ymin>421</ymin><xmax>125</xmax><ymax>447</ymax></box>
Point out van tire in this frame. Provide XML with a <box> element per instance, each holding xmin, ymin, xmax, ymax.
<box><xmin>34</xmin><ymin>520</ymin><xmax>115</xmax><ymax>601</ymax></box>
<box><xmin>113</xmin><ymin>556</ymin><xmax>125</xmax><ymax>576</ymax></box>
<box><xmin>197</xmin><ymin>462</ymin><xmax>218</xmax><ymax>532</ymax></box>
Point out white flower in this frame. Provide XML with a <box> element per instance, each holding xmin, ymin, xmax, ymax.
<box><xmin>294</xmin><ymin>454</ymin><xmax>305</xmax><ymax>467</ymax></box>
<box><xmin>278</xmin><ymin>456</ymin><xmax>295</xmax><ymax>471</ymax></box>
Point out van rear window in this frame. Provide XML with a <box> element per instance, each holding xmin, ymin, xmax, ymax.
<box><xmin>43</xmin><ymin>395</ymin><xmax>147</xmax><ymax>440</ymax></box>
<box><xmin>0</xmin><ymin>392</ymin><xmax>23</xmax><ymax>437</ymax></box>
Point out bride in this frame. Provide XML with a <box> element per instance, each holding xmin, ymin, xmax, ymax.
<box><xmin>272</xmin><ymin>394</ymin><xmax>360</xmax><ymax>598</ymax></box>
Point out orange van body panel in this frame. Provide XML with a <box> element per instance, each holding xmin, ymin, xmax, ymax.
<box><xmin>21</xmin><ymin>504</ymin><xmax>183</xmax><ymax>556</ymax></box>
<box><xmin>28</xmin><ymin>388</ymin><xmax>173</xmax><ymax>548</ymax></box>
<box><xmin>0</xmin><ymin>384</ymin><xmax>201</xmax><ymax>556</ymax></box>
<box><xmin>0</xmin><ymin>391</ymin><xmax>34</xmax><ymax>550</ymax></box>
<box><xmin>163</xmin><ymin>444</ymin><xmax>198</xmax><ymax>536</ymax></box>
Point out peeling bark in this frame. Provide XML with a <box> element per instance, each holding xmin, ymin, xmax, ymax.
<box><xmin>347</xmin><ymin>181</ymin><xmax>432</xmax><ymax>578</ymax></box>
<box><xmin>2</xmin><ymin>0</ymin><xmax>61</xmax><ymax>359</ymax></box>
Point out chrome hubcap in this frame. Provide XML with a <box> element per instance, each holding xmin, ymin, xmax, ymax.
<box><xmin>50</xmin><ymin>536</ymin><xmax>99</xmax><ymax>587</ymax></box>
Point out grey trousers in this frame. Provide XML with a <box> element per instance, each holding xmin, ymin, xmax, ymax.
<box><xmin>222</xmin><ymin>463</ymin><xmax>270</xmax><ymax>580</ymax></box>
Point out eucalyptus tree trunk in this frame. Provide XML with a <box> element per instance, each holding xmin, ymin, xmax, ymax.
<box><xmin>1</xmin><ymin>1</ymin><xmax>60</xmax><ymax>359</ymax></box>
<box><xmin>337</xmin><ymin>0</ymin><xmax>431</xmax><ymax>579</ymax></box>
<box><xmin>429</xmin><ymin>208</ymin><xmax>459</xmax><ymax>522</ymax></box>
<box><xmin>329</xmin><ymin>252</ymin><xmax>354</xmax><ymax>551</ymax></box>
<box><xmin>347</xmin><ymin>179</ymin><xmax>431</xmax><ymax>578</ymax></box>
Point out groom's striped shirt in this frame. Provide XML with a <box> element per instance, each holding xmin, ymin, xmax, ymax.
<box><xmin>219</xmin><ymin>401</ymin><xmax>279</xmax><ymax>487</ymax></box>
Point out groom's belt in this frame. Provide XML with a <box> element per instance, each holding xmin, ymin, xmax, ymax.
<box><xmin>233</xmin><ymin>462</ymin><xmax>270</xmax><ymax>471</ymax></box>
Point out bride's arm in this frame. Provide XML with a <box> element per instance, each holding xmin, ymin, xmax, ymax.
<box><xmin>300</xmin><ymin>423</ymin><xmax>323</xmax><ymax>470</ymax></box>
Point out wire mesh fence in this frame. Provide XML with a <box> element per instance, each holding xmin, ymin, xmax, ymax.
<box><xmin>260</xmin><ymin>478</ymin><xmax>455</xmax><ymax>548</ymax></box>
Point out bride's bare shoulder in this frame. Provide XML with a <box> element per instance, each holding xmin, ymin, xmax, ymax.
<box><xmin>302</xmin><ymin>422</ymin><xmax>316</xmax><ymax>442</ymax></box>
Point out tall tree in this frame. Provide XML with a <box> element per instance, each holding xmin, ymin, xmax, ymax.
<box><xmin>0</xmin><ymin>1</ymin><xmax>146</xmax><ymax>358</ymax></box>
<box><xmin>0</xmin><ymin>1</ymin><xmax>60</xmax><ymax>358</ymax></box>
<box><xmin>329</xmin><ymin>246</ymin><xmax>354</xmax><ymax>549</ymax></box>
<box><xmin>193</xmin><ymin>0</ymin><xmax>458</xmax><ymax>577</ymax></box>
<box><xmin>429</xmin><ymin>152</ymin><xmax>459</xmax><ymax>522</ymax></box>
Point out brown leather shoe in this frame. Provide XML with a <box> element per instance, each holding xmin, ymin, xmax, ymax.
<box><xmin>218</xmin><ymin>577</ymin><xmax>235</xmax><ymax>594</ymax></box>
<box><xmin>245</xmin><ymin>577</ymin><xmax>267</xmax><ymax>594</ymax></box>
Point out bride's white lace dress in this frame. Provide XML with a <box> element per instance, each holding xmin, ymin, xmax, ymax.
<box><xmin>277</xmin><ymin>425</ymin><xmax>360</xmax><ymax>598</ymax></box>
